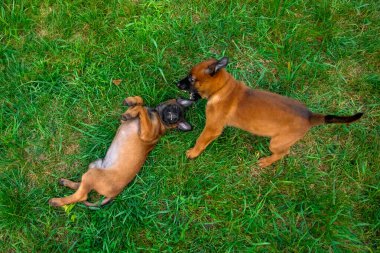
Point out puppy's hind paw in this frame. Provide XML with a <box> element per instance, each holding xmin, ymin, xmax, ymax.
<box><xmin>48</xmin><ymin>198</ymin><xmax>62</xmax><ymax>207</ymax></box>
<box><xmin>58</xmin><ymin>178</ymin><xmax>66</xmax><ymax>186</ymax></box>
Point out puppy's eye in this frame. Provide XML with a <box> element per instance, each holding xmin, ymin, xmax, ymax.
<box><xmin>188</xmin><ymin>76</ymin><xmax>195</xmax><ymax>83</ymax></box>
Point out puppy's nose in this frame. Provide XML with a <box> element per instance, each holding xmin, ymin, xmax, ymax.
<box><xmin>177</xmin><ymin>82</ymin><xmax>187</xmax><ymax>90</ymax></box>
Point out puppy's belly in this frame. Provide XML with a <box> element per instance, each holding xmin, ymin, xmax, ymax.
<box><xmin>101</xmin><ymin>120</ymin><xmax>146</xmax><ymax>169</ymax></box>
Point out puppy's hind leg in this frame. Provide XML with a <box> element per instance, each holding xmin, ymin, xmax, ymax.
<box><xmin>49</xmin><ymin>171</ymin><xmax>96</xmax><ymax>207</ymax></box>
<box><xmin>83</xmin><ymin>197</ymin><xmax>114</xmax><ymax>207</ymax></box>
<box><xmin>58</xmin><ymin>178</ymin><xmax>80</xmax><ymax>190</ymax></box>
<box><xmin>89</xmin><ymin>158</ymin><xmax>103</xmax><ymax>169</ymax></box>
<box><xmin>49</xmin><ymin>182</ymin><xmax>91</xmax><ymax>207</ymax></box>
<box><xmin>57</xmin><ymin>159</ymin><xmax>103</xmax><ymax>190</ymax></box>
<box><xmin>258</xmin><ymin>132</ymin><xmax>305</xmax><ymax>168</ymax></box>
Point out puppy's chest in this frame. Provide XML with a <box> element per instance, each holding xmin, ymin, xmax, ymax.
<box><xmin>101</xmin><ymin>120</ymin><xmax>147</xmax><ymax>168</ymax></box>
<box><xmin>208</xmin><ymin>94</ymin><xmax>222</xmax><ymax>104</ymax></box>
<box><xmin>112</xmin><ymin>120</ymin><xmax>152</xmax><ymax>150</ymax></box>
<box><xmin>207</xmin><ymin>96</ymin><xmax>237</xmax><ymax>120</ymax></box>
<box><xmin>118</xmin><ymin>120</ymin><xmax>140</xmax><ymax>138</ymax></box>
<box><xmin>118</xmin><ymin>117</ymin><xmax>160</xmax><ymax>142</ymax></box>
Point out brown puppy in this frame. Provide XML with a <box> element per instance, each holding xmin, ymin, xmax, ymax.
<box><xmin>49</xmin><ymin>96</ymin><xmax>193</xmax><ymax>207</ymax></box>
<box><xmin>177</xmin><ymin>57</ymin><xmax>363</xmax><ymax>167</ymax></box>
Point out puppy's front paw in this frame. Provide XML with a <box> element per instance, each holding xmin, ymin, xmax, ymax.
<box><xmin>186</xmin><ymin>148</ymin><xmax>200</xmax><ymax>159</ymax></box>
<box><xmin>121</xmin><ymin>113</ymin><xmax>133</xmax><ymax>121</ymax></box>
<box><xmin>123</xmin><ymin>98</ymin><xmax>135</xmax><ymax>106</ymax></box>
<box><xmin>121</xmin><ymin>109</ymin><xmax>139</xmax><ymax>121</ymax></box>
<box><xmin>123</xmin><ymin>96</ymin><xmax>143</xmax><ymax>106</ymax></box>
<box><xmin>258</xmin><ymin>157</ymin><xmax>273</xmax><ymax>168</ymax></box>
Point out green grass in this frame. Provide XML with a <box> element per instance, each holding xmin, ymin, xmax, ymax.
<box><xmin>1</xmin><ymin>0</ymin><xmax>379</xmax><ymax>251</ymax></box>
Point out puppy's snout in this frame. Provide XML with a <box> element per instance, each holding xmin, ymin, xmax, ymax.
<box><xmin>176</xmin><ymin>82</ymin><xmax>185</xmax><ymax>90</ymax></box>
<box><xmin>176</xmin><ymin>78</ymin><xmax>190</xmax><ymax>91</ymax></box>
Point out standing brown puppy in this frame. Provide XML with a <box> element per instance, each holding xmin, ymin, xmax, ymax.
<box><xmin>49</xmin><ymin>96</ymin><xmax>193</xmax><ymax>207</ymax></box>
<box><xmin>177</xmin><ymin>57</ymin><xmax>363</xmax><ymax>167</ymax></box>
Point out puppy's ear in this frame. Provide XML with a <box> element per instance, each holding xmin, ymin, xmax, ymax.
<box><xmin>207</xmin><ymin>57</ymin><xmax>229</xmax><ymax>76</ymax></box>
<box><xmin>177</xmin><ymin>121</ymin><xmax>192</xmax><ymax>131</ymax></box>
<box><xmin>176</xmin><ymin>98</ymin><xmax>194</xmax><ymax>108</ymax></box>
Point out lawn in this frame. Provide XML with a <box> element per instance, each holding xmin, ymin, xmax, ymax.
<box><xmin>1</xmin><ymin>0</ymin><xmax>379</xmax><ymax>252</ymax></box>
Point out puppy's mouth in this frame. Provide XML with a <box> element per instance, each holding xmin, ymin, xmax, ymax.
<box><xmin>189</xmin><ymin>91</ymin><xmax>201</xmax><ymax>101</ymax></box>
<box><xmin>177</xmin><ymin>77</ymin><xmax>200</xmax><ymax>101</ymax></box>
<box><xmin>177</xmin><ymin>82</ymin><xmax>189</xmax><ymax>91</ymax></box>
<box><xmin>176</xmin><ymin>82</ymin><xmax>200</xmax><ymax>101</ymax></box>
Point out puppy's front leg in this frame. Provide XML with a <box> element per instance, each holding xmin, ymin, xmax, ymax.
<box><xmin>121</xmin><ymin>106</ymin><xmax>140</xmax><ymax>121</ymax></box>
<box><xmin>187</xmin><ymin>115</ymin><xmax>224</xmax><ymax>159</ymax></box>
<box><xmin>123</xmin><ymin>96</ymin><xmax>144</xmax><ymax>107</ymax></box>
<box><xmin>136</xmin><ymin>106</ymin><xmax>157</xmax><ymax>142</ymax></box>
<box><xmin>122</xmin><ymin>106</ymin><xmax>156</xmax><ymax>142</ymax></box>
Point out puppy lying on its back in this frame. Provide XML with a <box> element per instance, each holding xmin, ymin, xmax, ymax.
<box><xmin>49</xmin><ymin>96</ymin><xmax>193</xmax><ymax>207</ymax></box>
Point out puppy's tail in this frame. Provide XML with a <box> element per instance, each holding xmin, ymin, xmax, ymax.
<box><xmin>310</xmin><ymin>112</ymin><xmax>363</xmax><ymax>127</ymax></box>
<box><xmin>83</xmin><ymin>197</ymin><xmax>113</xmax><ymax>209</ymax></box>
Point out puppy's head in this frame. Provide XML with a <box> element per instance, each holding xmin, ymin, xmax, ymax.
<box><xmin>155</xmin><ymin>98</ymin><xmax>193</xmax><ymax>131</ymax></box>
<box><xmin>176</xmin><ymin>57</ymin><xmax>229</xmax><ymax>100</ymax></box>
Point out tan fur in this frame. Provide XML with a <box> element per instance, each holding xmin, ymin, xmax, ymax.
<box><xmin>184</xmin><ymin>59</ymin><xmax>362</xmax><ymax>167</ymax></box>
<box><xmin>49</xmin><ymin>97</ymin><xmax>174</xmax><ymax>207</ymax></box>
